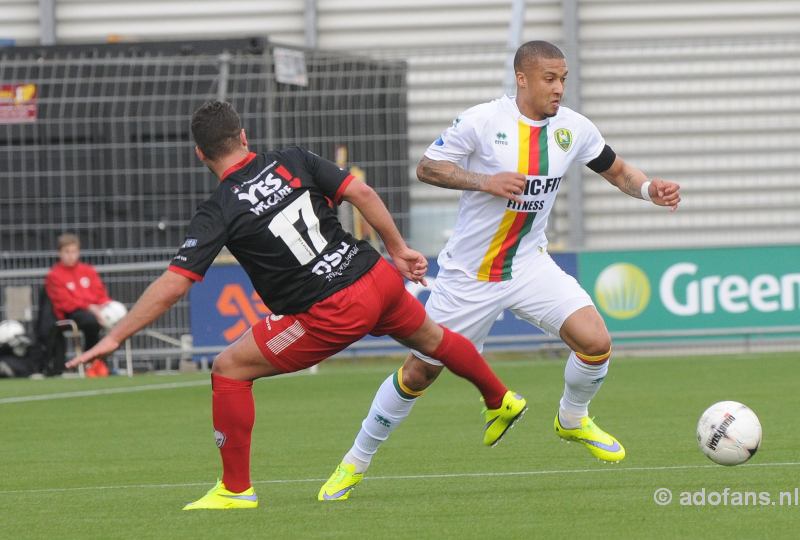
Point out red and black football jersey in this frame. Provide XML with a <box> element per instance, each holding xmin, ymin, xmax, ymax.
<box><xmin>168</xmin><ymin>146</ymin><xmax>381</xmax><ymax>314</ymax></box>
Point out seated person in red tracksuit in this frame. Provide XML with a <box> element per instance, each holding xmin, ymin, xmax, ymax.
<box><xmin>45</xmin><ymin>233</ymin><xmax>111</xmax><ymax>376</ymax></box>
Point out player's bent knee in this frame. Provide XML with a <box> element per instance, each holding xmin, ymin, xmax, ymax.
<box><xmin>400</xmin><ymin>356</ymin><xmax>442</xmax><ymax>391</ymax></box>
<box><xmin>394</xmin><ymin>316</ymin><xmax>443</xmax><ymax>357</ymax></box>
<box><xmin>582</xmin><ymin>335</ymin><xmax>612</xmax><ymax>358</ymax></box>
<box><xmin>211</xmin><ymin>351</ymin><xmax>235</xmax><ymax>376</ymax></box>
<box><xmin>568</xmin><ymin>326</ymin><xmax>612</xmax><ymax>359</ymax></box>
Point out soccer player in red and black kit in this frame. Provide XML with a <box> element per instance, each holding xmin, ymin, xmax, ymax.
<box><xmin>67</xmin><ymin>101</ymin><xmax>527</xmax><ymax>510</ymax></box>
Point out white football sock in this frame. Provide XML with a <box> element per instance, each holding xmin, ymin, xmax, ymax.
<box><xmin>343</xmin><ymin>370</ymin><xmax>419</xmax><ymax>473</ymax></box>
<box><xmin>559</xmin><ymin>351</ymin><xmax>609</xmax><ymax>429</ymax></box>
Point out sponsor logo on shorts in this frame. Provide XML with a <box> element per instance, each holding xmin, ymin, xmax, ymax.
<box><xmin>265</xmin><ymin>313</ymin><xmax>284</xmax><ymax>331</ymax></box>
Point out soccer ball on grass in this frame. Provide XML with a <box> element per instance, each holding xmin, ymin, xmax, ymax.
<box><xmin>696</xmin><ymin>400</ymin><xmax>761</xmax><ymax>466</ymax></box>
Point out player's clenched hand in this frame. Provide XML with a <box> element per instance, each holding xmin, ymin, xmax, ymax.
<box><xmin>649</xmin><ymin>178</ymin><xmax>681</xmax><ymax>211</ymax></box>
<box><xmin>64</xmin><ymin>335</ymin><xmax>121</xmax><ymax>369</ymax></box>
<box><xmin>480</xmin><ymin>172</ymin><xmax>526</xmax><ymax>202</ymax></box>
<box><xmin>389</xmin><ymin>247</ymin><xmax>428</xmax><ymax>286</ymax></box>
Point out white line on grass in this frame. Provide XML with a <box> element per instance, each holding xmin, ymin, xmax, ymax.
<box><xmin>1</xmin><ymin>461</ymin><xmax>798</xmax><ymax>496</ymax></box>
<box><xmin>0</xmin><ymin>380</ymin><xmax>209</xmax><ymax>404</ymax></box>
<box><xmin>0</xmin><ymin>367</ymin><xmax>322</xmax><ymax>405</ymax></box>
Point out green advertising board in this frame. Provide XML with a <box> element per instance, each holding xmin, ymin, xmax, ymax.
<box><xmin>578</xmin><ymin>246</ymin><xmax>800</xmax><ymax>334</ymax></box>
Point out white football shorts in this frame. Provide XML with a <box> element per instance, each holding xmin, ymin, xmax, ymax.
<box><xmin>414</xmin><ymin>250</ymin><xmax>594</xmax><ymax>365</ymax></box>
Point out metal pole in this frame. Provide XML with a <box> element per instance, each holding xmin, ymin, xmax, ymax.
<box><xmin>39</xmin><ymin>0</ymin><xmax>56</xmax><ymax>45</ymax></box>
<box><xmin>503</xmin><ymin>0</ymin><xmax>526</xmax><ymax>95</ymax></box>
<box><xmin>263</xmin><ymin>47</ymin><xmax>275</xmax><ymax>149</ymax></box>
<box><xmin>125</xmin><ymin>341</ymin><xmax>134</xmax><ymax>377</ymax></box>
<box><xmin>562</xmin><ymin>0</ymin><xmax>584</xmax><ymax>249</ymax></box>
<box><xmin>217</xmin><ymin>52</ymin><xmax>231</xmax><ymax>102</ymax></box>
<box><xmin>305</xmin><ymin>0</ymin><xmax>318</xmax><ymax>49</ymax></box>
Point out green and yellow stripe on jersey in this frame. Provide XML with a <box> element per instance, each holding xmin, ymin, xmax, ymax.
<box><xmin>477</xmin><ymin>121</ymin><xmax>548</xmax><ymax>282</ymax></box>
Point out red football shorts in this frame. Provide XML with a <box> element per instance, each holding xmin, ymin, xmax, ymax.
<box><xmin>252</xmin><ymin>258</ymin><xmax>426</xmax><ymax>373</ymax></box>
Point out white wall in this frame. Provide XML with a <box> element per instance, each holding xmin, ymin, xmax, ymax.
<box><xmin>57</xmin><ymin>0</ymin><xmax>307</xmax><ymax>45</ymax></box>
<box><xmin>567</xmin><ymin>0</ymin><xmax>800</xmax><ymax>249</ymax></box>
<box><xmin>0</xmin><ymin>1</ymin><xmax>39</xmax><ymax>43</ymax></box>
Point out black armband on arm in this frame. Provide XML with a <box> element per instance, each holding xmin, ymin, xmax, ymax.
<box><xmin>586</xmin><ymin>144</ymin><xmax>616</xmax><ymax>174</ymax></box>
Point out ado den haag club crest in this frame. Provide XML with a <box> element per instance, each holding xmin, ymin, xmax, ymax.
<box><xmin>554</xmin><ymin>128</ymin><xmax>572</xmax><ymax>152</ymax></box>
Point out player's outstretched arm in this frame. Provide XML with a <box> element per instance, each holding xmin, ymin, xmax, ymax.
<box><xmin>416</xmin><ymin>156</ymin><xmax>525</xmax><ymax>202</ymax></box>
<box><xmin>599</xmin><ymin>156</ymin><xmax>681</xmax><ymax>211</ymax></box>
<box><xmin>65</xmin><ymin>271</ymin><xmax>193</xmax><ymax>368</ymax></box>
<box><xmin>341</xmin><ymin>180</ymin><xmax>427</xmax><ymax>285</ymax></box>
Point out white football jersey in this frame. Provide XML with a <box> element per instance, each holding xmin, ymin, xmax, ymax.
<box><xmin>424</xmin><ymin>95</ymin><xmax>605</xmax><ymax>281</ymax></box>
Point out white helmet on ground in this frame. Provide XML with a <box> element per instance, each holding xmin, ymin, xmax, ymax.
<box><xmin>0</xmin><ymin>319</ymin><xmax>30</xmax><ymax>356</ymax></box>
<box><xmin>98</xmin><ymin>301</ymin><xmax>128</xmax><ymax>329</ymax></box>
<box><xmin>0</xmin><ymin>320</ymin><xmax>26</xmax><ymax>346</ymax></box>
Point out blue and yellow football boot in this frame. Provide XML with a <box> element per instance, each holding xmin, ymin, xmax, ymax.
<box><xmin>182</xmin><ymin>479</ymin><xmax>258</xmax><ymax>510</ymax></box>
<box><xmin>554</xmin><ymin>414</ymin><xmax>625</xmax><ymax>462</ymax></box>
<box><xmin>318</xmin><ymin>462</ymin><xmax>363</xmax><ymax>501</ymax></box>
<box><xmin>483</xmin><ymin>391</ymin><xmax>528</xmax><ymax>447</ymax></box>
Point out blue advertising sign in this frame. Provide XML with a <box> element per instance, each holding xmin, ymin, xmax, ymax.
<box><xmin>190</xmin><ymin>253</ymin><xmax>578</xmax><ymax>354</ymax></box>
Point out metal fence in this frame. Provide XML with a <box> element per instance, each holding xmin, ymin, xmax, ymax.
<box><xmin>1</xmin><ymin>38</ymin><xmax>410</xmax><ymax>367</ymax></box>
<box><xmin>0</xmin><ymin>38</ymin><xmax>408</xmax><ymax>261</ymax></box>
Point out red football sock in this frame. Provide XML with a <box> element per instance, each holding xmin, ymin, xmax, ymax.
<box><xmin>211</xmin><ymin>373</ymin><xmax>255</xmax><ymax>493</ymax></box>
<box><xmin>431</xmin><ymin>327</ymin><xmax>507</xmax><ymax>409</ymax></box>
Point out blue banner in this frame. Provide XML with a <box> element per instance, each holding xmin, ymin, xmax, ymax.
<box><xmin>190</xmin><ymin>253</ymin><xmax>578</xmax><ymax>354</ymax></box>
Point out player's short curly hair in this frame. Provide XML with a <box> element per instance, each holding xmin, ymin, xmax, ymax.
<box><xmin>513</xmin><ymin>40</ymin><xmax>565</xmax><ymax>72</ymax></box>
<box><xmin>191</xmin><ymin>101</ymin><xmax>242</xmax><ymax>161</ymax></box>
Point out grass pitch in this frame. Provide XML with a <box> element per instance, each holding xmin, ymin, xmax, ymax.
<box><xmin>1</xmin><ymin>352</ymin><xmax>798</xmax><ymax>539</ymax></box>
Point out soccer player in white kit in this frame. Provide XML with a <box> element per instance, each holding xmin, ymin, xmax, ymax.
<box><xmin>319</xmin><ymin>40</ymin><xmax>681</xmax><ymax>501</ymax></box>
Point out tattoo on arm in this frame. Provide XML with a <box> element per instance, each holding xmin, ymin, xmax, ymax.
<box><xmin>621</xmin><ymin>172</ymin><xmax>639</xmax><ymax>197</ymax></box>
<box><xmin>417</xmin><ymin>156</ymin><xmax>489</xmax><ymax>191</ymax></box>
<box><xmin>602</xmin><ymin>160</ymin><xmax>646</xmax><ymax>199</ymax></box>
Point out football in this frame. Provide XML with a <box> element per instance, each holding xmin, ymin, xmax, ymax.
<box><xmin>696</xmin><ymin>401</ymin><xmax>762</xmax><ymax>466</ymax></box>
